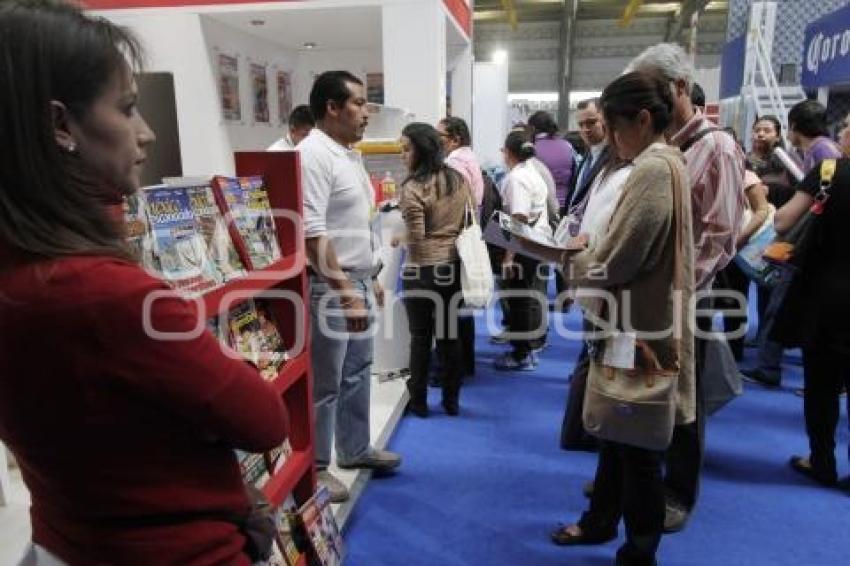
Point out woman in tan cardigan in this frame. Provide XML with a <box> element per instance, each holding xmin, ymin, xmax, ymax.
<box><xmin>545</xmin><ymin>72</ymin><xmax>696</xmax><ymax>566</ymax></box>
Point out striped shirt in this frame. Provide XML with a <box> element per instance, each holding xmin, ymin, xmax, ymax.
<box><xmin>670</xmin><ymin>111</ymin><xmax>746</xmax><ymax>290</ymax></box>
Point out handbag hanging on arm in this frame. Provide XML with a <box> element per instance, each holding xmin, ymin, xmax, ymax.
<box><xmin>455</xmin><ymin>197</ymin><xmax>495</xmax><ymax>309</ymax></box>
<box><xmin>582</xmin><ymin>156</ymin><xmax>686</xmax><ymax>451</ymax></box>
<box><xmin>761</xmin><ymin>159</ymin><xmax>837</xmax><ymax>274</ymax></box>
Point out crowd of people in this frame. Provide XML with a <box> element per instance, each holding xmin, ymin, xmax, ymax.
<box><xmin>2</xmin><ymin>1</ymin><xmax>850</xmax><ymax>565</ymax></box>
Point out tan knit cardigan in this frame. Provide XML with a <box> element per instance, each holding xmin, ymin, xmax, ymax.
<box><xmin>569</xmin><ymin>144</ymin><xmax>697</xmax><ymax>425</ymax></box>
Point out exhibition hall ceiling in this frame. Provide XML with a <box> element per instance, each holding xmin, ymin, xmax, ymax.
<box><xmin>474</xmin><ymin>0</ymin><xmax>729</xmax><ymax>24</ymax></box>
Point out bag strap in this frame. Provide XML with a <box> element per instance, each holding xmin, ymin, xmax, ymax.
<box><xmin>679</xmin><ymin>126</ymin><xmax>722</xmax><ymax>154</ymax></box>
<box><xmin>809</xmin><ymin>158</ymin><xmax>837</xmax><ymax>215</ymax></box>
<box><xmin>663</xmin><ymin>153</ymin><xmax>686</xmax><ymax>368</ymax></box>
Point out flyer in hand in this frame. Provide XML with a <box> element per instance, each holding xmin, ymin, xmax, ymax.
<box><xmin>483</xmin><ymin>211</ymin><xmax>584</xmax><ymax>263</ymax></box>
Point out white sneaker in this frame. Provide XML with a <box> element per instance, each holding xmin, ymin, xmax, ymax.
<box><xmin>317</xmin><ymin>470</ymin><xmax>349</xmax><ymax>503</ymax></box>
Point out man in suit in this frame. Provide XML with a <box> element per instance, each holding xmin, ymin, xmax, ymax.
<box><xmin>564</xmin><ymin>98</ymin><xmax>612</xmax><ymax>216</ymax></box>
<box><xmin>558</xmin><ymin>97</ymin><xmax>613</xmax><ymax>451</ymax></box>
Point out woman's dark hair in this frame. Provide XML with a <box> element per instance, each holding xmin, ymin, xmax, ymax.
<box><xmin>309</xmin><ymin>70</ymin><xmax>363</xmax><ymax>121</ymax></box>
<box><xmin>752</xmin><ymin>115</ymin><xmax>785</xmax><ymax>148</ymax></box>
<box><xmin>503</xmin><ymin>130</ymin><xmax>536</xmax><ymax>162</ymax></box>
<box><xmin>438</xmin><ymin>116</ymin><xmax>472</xmax><ymax>147</ymax></box>
<box><xmin>401</xmin><ymin>122</ymin><xmax>461</xmax><ymax>197</ymax></box>
<box><xmin>0</xmin><ymin>0</ymin><xmax>145</xmax><ymax>262</ymax></box>
<box><xmin>599</xmin><ymin>71</ymin><xmax>674</xmax><ymax>135</ymax></box>
<box><xmin>788</xmin><ymin>99</ymin><xmax>828</xmax><ymax>138</ymax></box>
<box><xmin>528</xmin><ymin>111</ymin><xmax>559</xmax><ymax>137</ymax></box>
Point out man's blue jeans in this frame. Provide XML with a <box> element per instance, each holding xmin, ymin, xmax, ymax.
<box><xmin>310</xmin><ymin>276</ymin><xmax>374</xmax><ymax>470</ymax></box>
<box><xmin>754</xmin><ymin>269</ymin><xmax>794</xmax><ymax>381</ymax></box>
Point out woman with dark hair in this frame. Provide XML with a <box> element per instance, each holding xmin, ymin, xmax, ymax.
<box><xmin>528</xmin><ymin>110</ymin><xmax>576</xmax><ymax>212</ymax></box>
<box><xmin>398</xmin><ymin>123</ymin><xmax>472</xmax><ymax>416</ymax></box>
<box><xmin>494</xmin><ymin>129</ymin><xmax>551</xmax><ymax>371</ymax></box>
<box><xmin>548</xmin><ymin>71</ymin><xmax>695</xmax><ymax>566</ymax></box>
<box><xmin>749</xmin><ymin>115</ymin><xmax>795</xmax><ymax>200</ymax></box>
<box><xmin>0</xmin><ymin>2</ymin><xmax>288</xmax><ymax>563</ymax></box>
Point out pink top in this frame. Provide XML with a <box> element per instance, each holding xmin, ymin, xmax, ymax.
<box><xmin>445</xmin><ymin>146</ymin><xmax>484</xmax><ymax>206</ymax></box>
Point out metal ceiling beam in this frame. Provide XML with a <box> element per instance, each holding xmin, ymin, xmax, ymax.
<box><xmin>665</xmin><ymin>0</ymin><xmax>711</xmax><ymax>43</ymax></box>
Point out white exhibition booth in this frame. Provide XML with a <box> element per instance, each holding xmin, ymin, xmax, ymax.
<box><xmin>88</xmin><ymin>0</ymin><xmax>475</xmax><ymax>176</ymax></box>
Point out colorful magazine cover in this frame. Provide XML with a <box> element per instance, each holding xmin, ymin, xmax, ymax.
<box><xmin>123</xmin><ymin>192</ymin><xmax>159</xmax><ymax>273</ymax></box>
<box><xmin>266</xmin><ymin>437</ymin><xmax>294</xmax><ymax>474</ymax></box>
<box><xmin>274</xmin><ymin>495</ymin><xmax>303</xmax><ymax>566</ymax></box>
<box><xmin>143</xmin><ymin>185</ymin><xmax>220</xmax><ymax>295</ymax></box>
<box><xmin>240</xmin><ymin>176</ymin><xmax>282</xmax><ymax>268</ymax></box>
<box><xmin>298</xmin><ymin>486</ymin><xmax>343</xmax><ymax>566</ymax></box>
<box><xmin>227</xmin><ymin>300</ymin><xmax>287</xmax><ymax>381</ymax></box>
<box><xmin>234</xmin><ymin>449</ymin><xmax>270</xmax><ymax>488</ymax></box>
<box><xmin>213</xmin><ymin>176</ymin><xmax>279</xmax><ymax>270</ymax></box>
<box><xmin>255</xmin><ymin>300</ymin><xmax>288</xmax><ymax>380</ymax></box>
<box><xmin>185</xmin><ymin>184</ymin><xmax>246</xmax><ymax>282</ymax></box>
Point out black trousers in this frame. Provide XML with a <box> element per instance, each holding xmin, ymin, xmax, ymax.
<box><xmin>663</xmin><ymin>300</ymin><xmax>712</xmax><ymax>509</ymax></box>
<box><xmin>459</xmin><ymin>315</ymin><xmax>475</xmax><ymax>376</ymax></box>
<box><xmin>802</xmin><ymin>346</ymin><xmax>850</xmax><ymax>482</ymax></box>
<box><xmin>715</xmin><ymin>262</ymin><xmax>750</xmax><ymax>360</ymax></box>
<box><xmin>403</xmin><ymin>263</ymin><xmax>463</xmax><ymax>407</ymax></box>
<box><xmin>579</xmin><ymin>441</ymin><xmax>665</xmax><ymax>566</ymax></box>
<box><xmin>503</xmin><ymin>255</ymin><xmax>547</xmax><ymax>359</ymax></box>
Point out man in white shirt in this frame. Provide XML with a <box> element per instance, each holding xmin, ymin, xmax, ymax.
<box><xmin>301</xmin><ymin>71</ymin><xmax>401</xmax><ymax>503</ymax></box>
<box><xmin>267</xmin><ymin>105</ymin><xmax>315</xmax><ymax>151</ymax></box>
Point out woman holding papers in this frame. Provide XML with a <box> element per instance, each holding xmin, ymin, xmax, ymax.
<box><xmin>494</xmin><ymin>130</ymin><xmax>552</xmax><ymax>371</ymax></box>
<box><xmin>546</xmin><ymin>71</ymin><xmax>696</xmax><ymax>566</ymax></box>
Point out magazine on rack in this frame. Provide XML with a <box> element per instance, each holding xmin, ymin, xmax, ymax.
<box><xmin>227</xmin><ymin>300</ymin><xmax>288</xmax><ymax>380</ymax></box>
<box><xmin>296</xmin><ymin>486</ymin><xmax>344</xmax><ymax>566</ymax></box>
<box><xmin>483</xmin><ymin>211</ymin><xmax>585</xmax><ymax>263</ymax></box>
<box><xmin>212</xmin><ymin>176</ymin><xmax>282</xmax><ymax>270</ymax></box>
<box><xmin>142</xmin><ymin>185</ymin><xmax>220</xmax><ymax>294</ymax></box>
<box><xmin>123</xmin><ymin>192</ymin><xmax>159</xmax><ymax>274</ymax></box>
<box><xmin>184</xmin><ymin>183</ymin><xmax>247</xmax><ymax>282</ymax></box>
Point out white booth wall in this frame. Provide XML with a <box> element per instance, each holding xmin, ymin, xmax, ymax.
<box><xmin>95</xmin><ymin>0</ymin><xmax>471</xmax><ymax>176</ymax></box>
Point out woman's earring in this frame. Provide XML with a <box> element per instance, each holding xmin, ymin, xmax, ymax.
<box><xmin>66</xmin><ymin>142</ymin><xmax>77</xmax><ymax>154</ymax></box>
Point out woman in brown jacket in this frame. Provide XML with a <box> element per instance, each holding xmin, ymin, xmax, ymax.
<box><xmin>547</xmin><ymin>71</ymin><xmax>696</xmax><ymax>566</ymax></box>
<box><xmin>398</xmin><ymin>123</ymin><xmax>472</xmax><ymax>417</ymax></box>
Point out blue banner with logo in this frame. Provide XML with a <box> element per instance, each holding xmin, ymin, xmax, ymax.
<box><xmin>720</xmin><ymin>34</ymin><xmax>747</xmax><ymax>99</ymax></box>
<box><xmin>802</xmin><ymin>3</ymin><xmax>850</xmax><ymax>89</ymax></box>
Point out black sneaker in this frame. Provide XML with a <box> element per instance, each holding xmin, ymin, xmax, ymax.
<box><xmin>741</xmin><ymin>368</ymin><xmax>781</xmax><ymax>388</ymax></box>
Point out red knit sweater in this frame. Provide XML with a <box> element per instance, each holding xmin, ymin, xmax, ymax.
<box><xmin>0</xmin><ymin>256</ymin><xmax>289</xmax><ymax>565</ymax></box>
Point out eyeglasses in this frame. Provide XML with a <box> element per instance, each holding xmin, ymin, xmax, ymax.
<box><xmin>577</xmin><ymin>118</ymin><xmax>599</xmax><ymax>129</ymax></box>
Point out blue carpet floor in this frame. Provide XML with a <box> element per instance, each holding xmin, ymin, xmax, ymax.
<box><xmin>344</xmin><ymin>298</ymin><xmax>850</xmax><ymax>565</ymax></box>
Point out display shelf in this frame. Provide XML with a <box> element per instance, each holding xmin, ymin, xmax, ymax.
<box><xmin>232</xmin><ymin>150</ymin><xmax>316</xmax><ymax>514</ymax></box>
<box><xmin>262</xmin><ymin>450</ymin><xmax>312</xmax><ymax>507</ymax></box>
<box><xmin>201</xmin><ymin>254</ymin><xmax>302</xmax><ymax>318</ymax></box>
<box><xmin>272</xmin><ymin>351</ymin><xmax>309</xmax><ymax>396</ymax></box>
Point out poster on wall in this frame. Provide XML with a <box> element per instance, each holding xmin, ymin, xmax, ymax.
<box><xmin>218</xmin><ymin>53</ymin><xmax>241</xmax><ymax>122</ymax></box>
<box><xmin>277</xmin><ymin>71</ymin><xmax>292</xmax><ymax>124</ymax></box>
<box><xmin>366</xmin><ymin>72</ymin><xmax>384</xmax><ymax>105</ymax></box>
<box><xmin>250</xmin><ymin>63</ymin><xmax>270</xmax><ymax>123</ymax></box>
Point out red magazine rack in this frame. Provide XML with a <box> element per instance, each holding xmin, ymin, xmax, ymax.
<box><xmin>201</xmin><ymin>151</ymin><xmax>315</xmax><ymax>519</ymax></box>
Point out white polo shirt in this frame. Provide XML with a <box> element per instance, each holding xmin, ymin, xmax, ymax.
<box><xmin>300</xmin><ymin>128</ymin><xmax>377</xmax><ymax>272</ymax></box>
<box><xmin>267</xmin><ymin>134</ymin><xmax>295</xmax><ymax>151</ymax></box>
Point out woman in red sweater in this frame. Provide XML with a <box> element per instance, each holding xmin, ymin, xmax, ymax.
<box><xmin>0</xmin><ymin>2</ymin><xmax>289</xmax><ymax>564</ymax></box>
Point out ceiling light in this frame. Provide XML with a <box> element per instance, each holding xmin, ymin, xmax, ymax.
<box><xmin>303</xmin><ymin>42</ymin><xmax>317</xmax><ymax>50</ymax></box>
<box><xmin>493</xmin><ymin>49</ymin><xmax>508</xmax><ymax>65</ymax></box>
<box><xmin>250</xmin><ymin>19</ymin><xmax>265</xmax><ymax>26</ymax></box>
